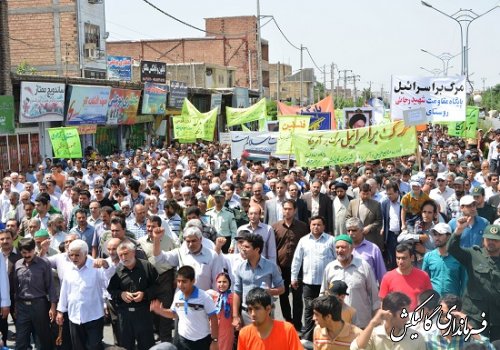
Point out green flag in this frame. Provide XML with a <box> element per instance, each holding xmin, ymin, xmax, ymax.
<box><xmin>173</xmin><ymin>98</ymin><xmax>217</xmax><ymax>142</ymax></box>
<box><xmin>48</xmin><ymin>127</ymin><xmax>82</xmax><ymax>158</ymax></box>
<box><xmin>291</xmin><ymin>121</ymin><xmax>416</xmax><ymax>167</ymax></box>
<box><xmin>448</xmin><ymin>106</ymin><xmax>479</xmax><ymax>139</ymax></box>
<box><xmin>226</xmin><ymin>98</ymin><xmax>267</xmax><ymax>126</ymax></box>
<box><xmin>0</xmin><ymin>96</ymin><xmax>15</xmax><ymax>134</ymax></box>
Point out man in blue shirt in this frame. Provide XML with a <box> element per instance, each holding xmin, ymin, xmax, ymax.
<box><xmin>232</xmin><ymin>233</ymin><xmax>284</xmax><ymax>329</ymax></box>
<box><xmin>422</xmin><ymin>223</ymin><xmax>467</xmax><ymax>296</ymax></box>
<box><xmin>448</xmin><ymin>195</ymin><xmax>489</xmax><ymax>247</ymax></box>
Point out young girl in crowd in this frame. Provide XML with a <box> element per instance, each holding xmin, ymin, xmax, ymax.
<box><xmin>208</xmin><ymin>272</ymin><xmax>234</xmax><ymax>350</ymax></box>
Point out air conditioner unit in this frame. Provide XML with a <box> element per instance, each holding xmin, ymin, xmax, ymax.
<box><xmin>86</xmin><ymin>48</ymin><xmax>98</xmax><ymax>60</ymax></box>
<box><xmin>88</xmin><ymin>0</ymin><xmax>103</xmax><ymax>4</ymax></box>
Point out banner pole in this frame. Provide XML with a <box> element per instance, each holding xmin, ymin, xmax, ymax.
<box><xmin>416</xmin><ymin>128</ymin><xmax>422</xmax><ymax>171</ymax></box>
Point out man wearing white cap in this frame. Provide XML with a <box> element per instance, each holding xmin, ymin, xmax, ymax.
<box><xmin>448</xmin><ymin>195</ymin><xmax>489</xmax><ymax>248</ymax></box>
<box><xmin>400</xmin><ymin>180</ymin><xmax>430</xmax><ymax>232</ymax></box>
<box><xmin>429</xmin><ymin>173</ymin><xmax>454</xmax><ymax>216</ymax></box>
<box><xmin>422</xmin><ymin>222</ymin><xmax>467</xmax><ymax>296</ymax></box>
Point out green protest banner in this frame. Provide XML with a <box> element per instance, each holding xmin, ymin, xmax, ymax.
<box><xmin>48</xmin><ymin>127</ymin><xmax>82</xmax><ymax>158</ymax></box>
<box><xmin>226</xmin><ymin>98</ymin><xmax>267</xmax><ymax>127</ymax></box>
<box><xmin>0</xmin><ymin>96</ymin><xmax>15</xmax><ymax>134</ymax></box>
<box><xmin>275</xmin><ymin>115</ymin><xmax>310</xmax><ymax>155</ymax></box>
<box><xmin>173</xmin><ymin>98</ymin><xmax>217</xmax><ymax>142</ymax></box>
<box><xmin>448</xmin><ymin>106</ymin><xmax>479</xmax><ymax>139</ymax></box>
<box><xmin>291</xmin><ymin>121</ymin><xmax>416</xmax><ymax>167</ymax></box>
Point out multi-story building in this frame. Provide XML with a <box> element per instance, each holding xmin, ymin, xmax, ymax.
<box><xmin>7</xmin><ymin>0</ymin><xmax>107</xmax><ymax>78</ymax></box>
<box><xmin>107</xmin><ymin>16</ymin><xmax>269</xmax><ymax>95</ymax></box>
<box><xmin>269</xmin><ymin>63</ymin><xmax>315</xmax><ymax>105</ymax></box>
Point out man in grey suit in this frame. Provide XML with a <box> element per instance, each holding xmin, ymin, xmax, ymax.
<box><xmin>264</xmin><ymin>180</ymin><xmax>288</xmax><ymax>226</ymax></box>
<box><xmin>346</xmin><ymin>183</ymin><xmax>383</xmax><ymax>250</ymax></box>
<box><xmin>301</xmin><ymin>180</ymin><xmax>333</xmax><ymax>233</ymax></box>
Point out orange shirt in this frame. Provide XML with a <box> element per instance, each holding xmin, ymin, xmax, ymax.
<box><xmin>237</xmin><ymin>320</ymin><xmax>302</xmax><ymax>350</ymax></box>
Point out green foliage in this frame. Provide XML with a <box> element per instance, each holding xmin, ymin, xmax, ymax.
<box><xmin>481</xmin><ymin>84</ymin><xmax>500</xmax><ymax>111</ymax></box>
<box><xmin>16</xmin><ymin>61</ymin><xmax>36</xmax><ymax>75</ymax></box>
<box><xmin>266</xmin><ymin>99</ymin><xmax>277</xmax><ymax>120</ymax></box>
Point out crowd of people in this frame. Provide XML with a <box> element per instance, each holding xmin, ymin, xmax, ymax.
<box><xmin>0</xmin><ymin>123</ymin><xmax>499</xmax><ymax>350</ymax></box>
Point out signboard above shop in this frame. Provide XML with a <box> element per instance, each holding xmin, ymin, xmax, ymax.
<box><xmin>140</xmin><ymin>61</ymin><xmax>167</xmax><ymax>83</ymax></box>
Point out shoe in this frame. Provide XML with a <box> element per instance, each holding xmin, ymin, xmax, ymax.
<box><xmin>300</xmin><ymin>339</ymin><xmax>313</xmax><ymax>349</ymax></box>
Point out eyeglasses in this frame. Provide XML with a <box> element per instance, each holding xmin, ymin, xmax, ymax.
<box><xmin>94</xmin><ymin>190</ymin><xmax>102</xmax><ymax>193</ymax></box>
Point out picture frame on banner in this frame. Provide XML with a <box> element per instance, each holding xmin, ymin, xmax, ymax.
<box><xmin>344</xmin><ymin>108</ymin><xmax>373</xmax><ymax>129</ymax></box>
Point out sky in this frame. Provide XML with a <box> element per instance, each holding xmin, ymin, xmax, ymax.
<box><xmin>105</xmin><ymin>0</ymin><xmax>500</xmax><ymax>95</ymax></box>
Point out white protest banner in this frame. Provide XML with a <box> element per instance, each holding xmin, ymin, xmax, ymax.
<box><xmin>391</xmin><ymin>75</ymin><xmax>466</xmax><ymax>122</ymax></box>
<box><xmin>403</xmin><ymin>108</ymin><xmax>427</xmax><ymax>127</ymax></box>
<box><xmin>230</xmin><ymin>131</ymin><xmax>277</xmax><ymax>159</ymax></box>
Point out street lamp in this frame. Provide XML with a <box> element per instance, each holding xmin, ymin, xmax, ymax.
<box><xmin>420</xmin><ymin>1</ymin><xmax>499</xmax><ymax>87</ymax></box>
<box><xmin>420</xmin><ymin>49</ymin><xmax>461</xmax><ymax>76</ymax></box>
<box><xmin>420</xmin><ymin>66</ymin><xmax>444</xmax><ymax>77</ymax></box>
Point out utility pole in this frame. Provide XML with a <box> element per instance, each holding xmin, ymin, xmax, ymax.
<box><xmin>248</xmin><ymin>49</ymin><xmax>252</xmax><ymax>90</ymax></box>
<box><xmin>256</xmin><ymin>0</ymin><xmax>263</xmax><ymax>98</ymax></box>
<box><xmin>339</xmin><ymin>70</ymin><xmax>352</xmax><ymax>99</ymax></box>
<box><xmin>367</xmin><ymin>81</ymin><xmax>373</xmax><ymax>99</ymax></box>
<box><xmin>299</xmin><ymin>44</ymin><xmax>303</xmax><ymax>106</ymax></box>
<box><xmin>380</xmin><ymin>84</ymin><xmax>384</xmax><ymax>103</ymax></box>
<box><xmin>349</xmin><ymin>74</ymin><xmax>360</xmax><ymax>103</ymax></box>
<box><xmin>277</xmin><ymin>61</ymin><xmax>280</xmax><ymax>101</ymax></box>
<box><xmin>330</xmin><ymin>63</ymin><xmax>336</xmax><ymax>102</ymax></box>
<box><xmin>322</xmin><ymin>64</ymin><xmax>326</xmax><ymax>100</ymax></box>
<box><xmin>481</xmin><ymin>77</ymin><xmax>486</xmax><ymax>92</ymax></box>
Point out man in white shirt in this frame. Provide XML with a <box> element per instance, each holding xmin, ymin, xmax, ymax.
<box><xmin>488</xmin><ymin>130</ymin><xmax>500</xmax><ymax>172</ymax></box>
<box><xmin>56</xmin><ymin>239</ymin><xmax>114</xmax><ymax>350</ymax></box>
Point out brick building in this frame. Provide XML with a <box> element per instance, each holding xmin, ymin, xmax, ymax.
<box><xmin>7</xmin><ymin>0</ymin><xmax>107</xmax><ymax>78</ymax></box>
<box><xmin>107</xmin><ymin>16</ymin><xmax>269</xmax><ymax>95</ymax></box>
<box><xmin>269</xmin><ymin>63</ymin><xmax>316</xmax><ymax>105</ymax></box>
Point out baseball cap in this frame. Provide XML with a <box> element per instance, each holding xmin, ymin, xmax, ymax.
<box><xmin>436</xmin><ymin>174</ymin><xmax>447</xmax><ymax>181</ymax></box>
<box><xmin>471</xmin><ymin>187</ymin><xmax>485</xmax><ymax>196</ymax></box>
<box><xmin>483</xmin><ymin>225</ymin><xmax>500</xmax><ymax>240</ymax></box>
<box><xmin>448</xmin><ymin>159</ymin><xmax>457</xmax><ymax>165</ymax></box>
<box><xmin>329</xmin><ymin>280</ymin><xmax>349</xmax><ymax>296</ymax></box>
<box><xmin>459</xmin><ymin>195</ymin><xmax>475</xmax><ymax>206</ymax></box>
<box><xmin>431</xmin><ymin>223</ymin><xmax>451</xmax><ymax>235</ymax></box>
<box><xmin>335</xmin><ymin>234</ymin><xmax>353</xmax><ymax>245</ymax></box>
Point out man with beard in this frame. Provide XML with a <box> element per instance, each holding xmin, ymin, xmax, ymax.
<box><xmin>446</xmin><ymin>177</ymin><xmax>466</xmax><ymax>220</ymax></box>
<box><xmin>321</xmin><ymin>235</ymin><xmax>380</xmax><ymax>329</ymax></box>
<box><xmin>302</xmin><ymin>180</ymin><xmax>333</xmax><ymax>233</ymax></box>
<box><xmin>346</xmin><ymin>183</ymin><xmax>383</xmax><ymax>250</ymax></box>
<box><xmin>448</xmin><ymin>221</ymin><xmax>500</xmax><ymax>341</ymax></box>
<box><xmin>332</xmin><ymin>182</ymin><xmax>352</xmax><ymax>236</ymax></box>
<box><xmin>422</xmin><ymin>223</ymin><xmax>467</xmax><ymax>296</ymax></box>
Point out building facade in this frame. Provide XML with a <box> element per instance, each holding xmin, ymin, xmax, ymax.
<box><xmin>7</xmin><ymin>0</ymin><xmax>107</xmax><ymax>78</ymax></box>
<box><xmin>107</xmin><ymin>16</ymin><xmax>269</xmax><ymax>95</ymax></box>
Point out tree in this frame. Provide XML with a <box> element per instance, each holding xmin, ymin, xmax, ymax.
<box><xmin>481</xmin><ymin>84</ymin><xmax>500</xmax><ymax>112</ymax></box>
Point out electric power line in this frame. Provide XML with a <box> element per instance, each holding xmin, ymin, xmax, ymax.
<box><xmin>304</xmin><ymin>47</ymin><xmax>324</xmax><ymax>74</ymax></box>
<box><xmin>270</xmin><ymin>17</ymin><xmax>301</xmax><ymax>51</ymax></box>
<box><xmin>140</xmin><ymin>0</ymin><xmax>272</xmax><ymax>37</ymax></box>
